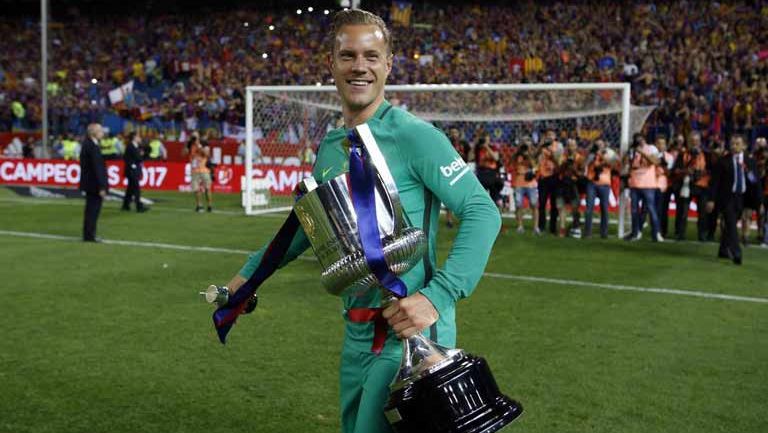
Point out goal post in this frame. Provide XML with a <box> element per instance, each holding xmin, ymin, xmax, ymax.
<box><xmin>244</xmin><ymin>83</ymin><xmax>650</xmax><ymax>238</ymax></box>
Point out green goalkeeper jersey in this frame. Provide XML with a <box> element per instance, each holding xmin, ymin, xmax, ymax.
<box><xmin>239</xmin><ymin>100</ymin><xmax>501</xmax><ymax>353</ymax></box>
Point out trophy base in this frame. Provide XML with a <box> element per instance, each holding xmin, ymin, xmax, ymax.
<box><xmin>384</xmin><ymin>351</ymin><xmax>523</xmax><ymax>433</ymax></box>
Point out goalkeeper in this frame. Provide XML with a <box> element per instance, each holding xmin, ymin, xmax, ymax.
<box><xmin>222</xmin><ymin>9</ymin><xmax>501</xmax><ymax>433</ymax></box>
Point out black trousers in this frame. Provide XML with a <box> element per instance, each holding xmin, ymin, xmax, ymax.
<box><xmin>674</xmin><ymin>192</ymin><xmax>690</xmax><ymax>239</ymax></box>
<box><xmin>718</xmin><ymin>194</ymin><xmax>743</xmax><ymax>260</ymax></box>
<box><xmin>658</xmin><ymin>189</ymin><xmax>673</xmax><ymax>237</ymax></box>
<box><xmin>123</xmin><ymin>174</ymin><xmax>143</xmax><ymax>210</ymax></box>
<box><xmin>83</xmin><ymin>192</ymin><xmax>103</xmax><ymax>241</ymax></box>
<box><xmin>538</xmin><ymin>175</ymin><xmax>559</xmax><ymax>234</ymax></box>
<box><xmin>693</xmin><ymin>186</ymin><xmax>712</xmax><ymax>241</ymax></box>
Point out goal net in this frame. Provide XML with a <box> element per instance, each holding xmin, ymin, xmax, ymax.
<box><xmin>244</xmin><ymin>83</ymin><xmax>653</xmax><ymax>238</ymax></box>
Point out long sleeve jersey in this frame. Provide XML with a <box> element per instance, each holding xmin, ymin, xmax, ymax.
<box><xmin>239</xmin><ymin>100</ymin><xmax>502</xmax><ymax>352</ymax></box>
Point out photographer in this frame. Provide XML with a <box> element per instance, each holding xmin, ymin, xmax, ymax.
<box><xmin>584</xmin><ymin>139</ymin><xmax>616</xmax><ymax>238</ymax></box>
<box><xmin>185</xmin><ymin>131</ymin><xmax>214</xmax><ymax>212</ymax></box>
<box><xmin>513</xmin><ymin>138</ymin><xmax>539</xmax><ymax>234</ymax></box>
<box><xmin>537</xmin><ymin>129</ymin><xmax>562</xmax><ymax>234</ymax></box>
<box><xmin>475</xmin><ymin>132</ymin><xmax>503</xmax><ymax>209</ymax></box>
<box><xmin>625</xmin><ymin>133</ymin><xmax>663</xmax><ymax>242</ymax></box>
<box><xmin>651</xmin><ymin>136</ymin><xmax>675</xmax><ymax>238</ymax></box>
<box><xmin>672</xmin><ymin>132</ymin><xmax>711</xmax><ymax>241</ymax></box>
<box><xmin>557</xmin><ymin>138</ymin><xmax>585</xmax><ymax>238</ymax></box>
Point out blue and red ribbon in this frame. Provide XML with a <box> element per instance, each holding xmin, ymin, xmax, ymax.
<box><xmin>212</xmin><ymin>210</ymin><xmax>300</xmax><ymax>344</ymax></box>
<box><xmin>347</xmin><ymin>129</ymin><xmax>408</xmax><ymax>298</ymax></box>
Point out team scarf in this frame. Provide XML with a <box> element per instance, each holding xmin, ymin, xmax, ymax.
<box><xmin>346</xmin><ymin>129</ymin><xmax>408</xmax><ymax>299</ymax></box>
<box><xmin>212</xmin><ymin>127</ymin><xmax>406</xmax><ymax>343</ymax></box>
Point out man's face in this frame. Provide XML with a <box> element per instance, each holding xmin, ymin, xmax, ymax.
<box><xmin>91</xmin><ymin>125</ymin><xmax>104</xmax><ymax>140</ymax></box>
<box><xmin>449</xmin><ymin>128</ymin><xmax>459</xmax><ymax>140</ymax></box>
<box><xmin>566</xmin><ymin>139</ymin><xmax>577</xmax><ymax>152</ymax></box>
<box><xmin>731</xmin><ymin>137</ymin><xmax>746</xmax><ymax>154</ymax></box>
<box><xmin>655</xmin><ymin>138</ymin><xmax>667</xmax><ymax>152</ymax></box>
<box><xmin>690</xmin><ymin>134</ymin><xmax>701</xmax><ymax>149</ymax></box>
<box><xmin>330</xmin><ymin>24</ymin><xmax>392</xmax><ymax>113</ymax></box>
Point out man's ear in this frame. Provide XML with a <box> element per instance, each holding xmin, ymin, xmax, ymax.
<box><xmin>386</xmin><ymin>53</ymin><xmax>393</xmax><ymax>75</ymax></box>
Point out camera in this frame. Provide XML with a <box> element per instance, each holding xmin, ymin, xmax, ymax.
<box><xmin>590</xmin><ymin>144</ymin><xmax>599</xmax><ymax>154</ymax></box>
<box><xmin>691</xmin><ymin>147</ymin><xmax>700</xmax><ymax>157</ymax></box>
<box><xmin>518</xmin><ymin>144</ymin><xmax>529</xmax><ymax>154</ymax></box>
<box><xmin>593</xmin><ymin>166</ymin><xmax>604</xmax><ymax>182</ymax></box>
<box><xmin>524</xmin><ymin>170</ymin><xmax>536</xmax><ymax>182</ymax></box>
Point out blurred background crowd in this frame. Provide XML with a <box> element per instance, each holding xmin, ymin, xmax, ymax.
<box><xmin>1</xmin><ymin>0</ymin><xmax>767</xmax><ymax>144</ymax></box>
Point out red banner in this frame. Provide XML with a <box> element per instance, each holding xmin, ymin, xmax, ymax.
<box><xmin>0</xmin><ymin>158</ymin><xmax>313</xmax><ymax>195</ymax></box>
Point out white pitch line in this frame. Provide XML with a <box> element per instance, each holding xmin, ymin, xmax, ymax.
<box><xmin>2</xmin><ymin>229</ymin><xmax>767</xmax><ymax>305</ymax></box>
<box><xmin>484</xmin><ymin>273</ymin><xmax>768</xmax><ymax>304</ymax></box>
<box><xmin>0</xmin><ymin>197</ymin><xmax>288</xmax><ymax>217</ymax></box>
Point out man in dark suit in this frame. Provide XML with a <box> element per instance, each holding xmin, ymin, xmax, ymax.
<box><xmin>79</xmin><ymin>123</ymin><xmax>109</xmax><ymax>242</ymax></box>
<box><xmin>122</xmin><ymin>131</ymin><xmax>148</xmax><ymax>212</ymax></box>
<box><xmin>706</xmin><ymin>135</ymin><xmax>756</xmax><ymax>265</ymax></box>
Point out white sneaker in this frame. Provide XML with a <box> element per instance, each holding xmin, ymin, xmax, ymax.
<box><xmin>516</xmin><ymin>226</ymin><xmax>525</xmax><ymax>234</ymax></box>
<box><xmin>534</xmin><ymin>227</ymin><xmax>542</xmax><ymax>236</ymax></box>
<box><xmin>760</xmin><ymin>243</ymin><xmax>768</xmax><ymax>249</ymax></box>
<box><xmin>654</xmin><ymin>233</ymin><xmax>665</xmax><ymax>243</ymax></box>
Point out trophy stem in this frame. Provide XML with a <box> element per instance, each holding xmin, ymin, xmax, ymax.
<box><xmin>380</xmin><ymin>289</ymin><xmax>452</xmax><ymax>385</ymax></box>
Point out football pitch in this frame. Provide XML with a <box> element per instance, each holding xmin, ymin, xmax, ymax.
<box><xmin>1</xmin><ymin>187</ymin><xmax>766</xmax><ymax>433</ymax></box>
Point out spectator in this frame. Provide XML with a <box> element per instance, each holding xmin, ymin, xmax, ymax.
<box><xmin>706</xmin><ymin>135</ymin><xmax>756</xmax><ymax>265</ymax></box>
<box><xmin>122</xmin><ymin>131</ymin><xmax>149</xmax><ymax>213</ymax></box>
<box><xmin>79</xmin><ymin>123</ymin><xmax>108</xmax><ymax>243</ymax></box>
<box><xmin>145</xmin><ymin>134</ymin><xmax>168</xmax><ymax>161</ymax></box>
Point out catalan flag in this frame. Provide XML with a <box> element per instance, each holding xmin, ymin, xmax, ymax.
<box><xmin>390</xmin><ymin>1</ymin><xmax>412</xmax><ymax>27</ymax></box>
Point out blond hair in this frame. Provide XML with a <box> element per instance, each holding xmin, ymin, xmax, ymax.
<box><xmin>329</xmin><ymin>9</ymin><xmax>392</xmax><ymax>55</ymax></box>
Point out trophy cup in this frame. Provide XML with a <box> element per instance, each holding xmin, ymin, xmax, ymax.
<box><xmin>203</xmin><ymin>123</ymin><xmax>522</xmax><ymax>432</ymax></box>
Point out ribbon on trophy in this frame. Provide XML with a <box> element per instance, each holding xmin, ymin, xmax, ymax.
<box><xmin>347</xmin><ymin>129</ymin><xmax>409</xmax><ymax>299</ymax></box>
<box><xmin>212</xmin><ymin>211</ymin><xmax>301</xmax><ymax>344</ymax></box>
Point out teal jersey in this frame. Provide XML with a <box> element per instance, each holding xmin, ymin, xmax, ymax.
<box><xmin>239</xmin><ymin>100</ymin><xmax>502</xmax><ymax>353</ymax></box>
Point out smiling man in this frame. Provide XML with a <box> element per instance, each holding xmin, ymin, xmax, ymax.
<box><xmin>222</xmin><ymin>9</ymin><xmax>501</xmax><ymax>433</ymax></box>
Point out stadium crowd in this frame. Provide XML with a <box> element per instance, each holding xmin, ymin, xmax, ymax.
<box><xmin>1</xmin><ymin>0</ymin><xmax>767</xmax><ymax>142</ymax></box>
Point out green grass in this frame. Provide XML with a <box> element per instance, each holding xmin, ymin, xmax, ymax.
<box><xmin>1</xmin><ymin>187</ymin><xmax>767</xmax><ymax>433</ymax></box>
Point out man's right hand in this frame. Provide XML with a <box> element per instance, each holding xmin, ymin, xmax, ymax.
<box><xmin>705</xmin><ymin>201</ymin><xmax>715</xmax><ymax>213</ymax></box>
<box><xmin>226</xmin><ymin>274</ymin><xmax>247</xmax><ymax>295</ymax></box>
<box><xmin>99</xmin><ymin>189</ymin><xmax>106</xmax><ymax>198</ymax></box>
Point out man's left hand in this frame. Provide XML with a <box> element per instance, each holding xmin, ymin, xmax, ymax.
<box><xmin>382</xmin><ymin>293</ymin><xmax>439</xmax><ymax>339</ymax></box>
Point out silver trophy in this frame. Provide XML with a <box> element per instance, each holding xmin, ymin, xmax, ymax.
<box><xmin>294</xmin><ymin>124</ymin><xmax>522</xmax><ymax>432</ymax></box>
